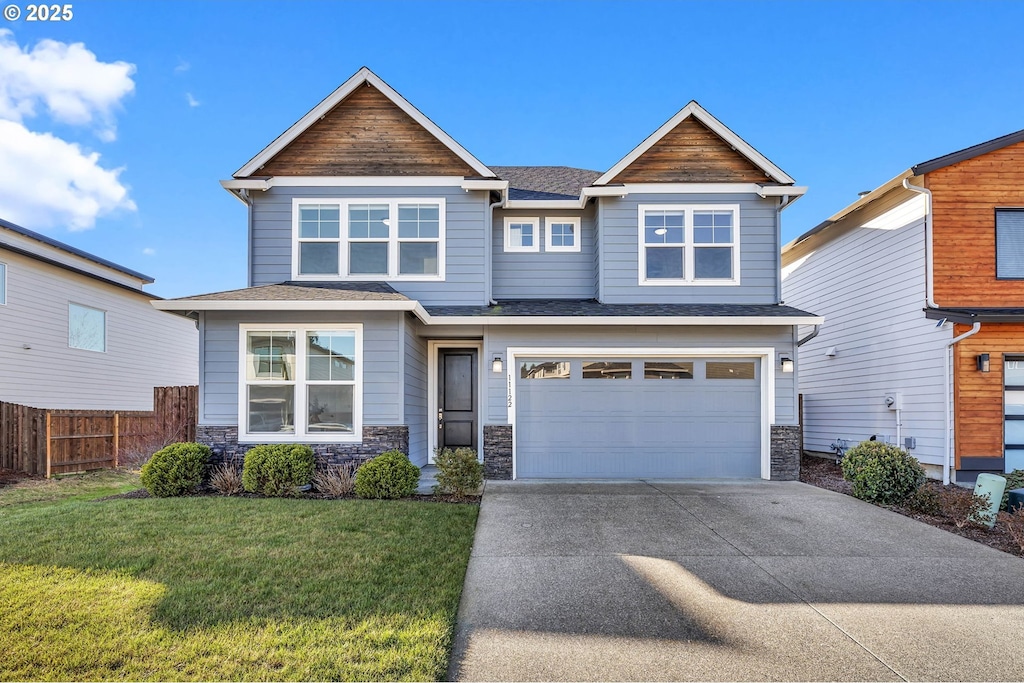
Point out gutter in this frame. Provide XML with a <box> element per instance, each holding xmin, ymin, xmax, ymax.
<box><xmin>485</xmin><ymin>191</ymin><xmax>505</xmax><ymax>305</ymax></box>
<box><xmin>943</xmin><ymin>322</ymin><xmax>981</xmax><ymax>485</ymax></box>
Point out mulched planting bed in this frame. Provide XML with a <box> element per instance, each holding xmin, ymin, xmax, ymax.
<box><xmin>801</xmin><ymin>454</ymin><xmax>1023</xmax><ymax>558</ymax></box>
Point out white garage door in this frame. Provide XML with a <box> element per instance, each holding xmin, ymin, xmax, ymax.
<box><xmin>515</xmin><ymin>357</ymin><xmax>762</xmax><ymax>478</ymax></box>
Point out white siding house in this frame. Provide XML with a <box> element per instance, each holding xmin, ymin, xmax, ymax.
<box><xmin>0</xmin><ymin>218</ymin><xmax>198</xmax><ymax>411</ymax></box>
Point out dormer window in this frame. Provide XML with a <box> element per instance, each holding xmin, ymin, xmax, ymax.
<box><xmin>638</xmin><ymin>204</ymin><xmax>740</xmax><ymax>286</ymax></box>
<box><xmin>293</xmin><ymin>198</ymin><xmax>445</xmax><ymax>280</ymax></box>
<box><xmin>504</xmin><ymin>217</ymin><xmax>540</xmax><ymax>252</ymax></box>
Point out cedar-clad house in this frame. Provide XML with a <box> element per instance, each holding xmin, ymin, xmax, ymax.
<box><xmin>156</xmin><ymin>67</ymin><xmax>819</xmax><ymax>480</ymax></box>
<box><xmin>783</xmin><ymin>129</ymin><xmax>1024</xmax><ymax>484</ymax></box>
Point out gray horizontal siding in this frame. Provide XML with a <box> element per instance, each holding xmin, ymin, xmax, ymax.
<box><xmin>783</xmin><ymin>192</ymin><xmax>951</xmax><ymax>468</ymax></box>
<box><xmin>492</xmin><ymin>206</ymin><xmax>597</xmax><ymax>299</ymax></box>
<box><xmin>599</xmin><ymin>193</ymin><xmax>779</xmax><ymax>304</ymax></box>
<box><xmin>403</xmin><ymin>315</ymin><xmax>428</xmax><ymax>465</ymax></box>
<box><xmin>483</xmin><ymin>325</ymin><xmax>797</xmax><ymax>426</ymax></box>
<box><xmin>200</xmin><ymin>310</ymin><xmax>402</xmax><ymax>427</ymax></box>
<box><xmin>250</xmin><ymin>186</ymin><xmax>487</xmax><ymax>305</ymax></box>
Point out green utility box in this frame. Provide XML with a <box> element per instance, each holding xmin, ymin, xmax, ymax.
<box><xmin>971</xmin><ymin>473</ymin><xmax>1007</xmax><ymax>528</ymax></box>
<box><xmin>1008</xmin><ymin>488</ymin><xmax>1024</xmax><ymax>513</ymax></box>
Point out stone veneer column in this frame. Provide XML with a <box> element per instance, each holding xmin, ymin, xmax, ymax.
<box><xmin>770</xmin><ymin>425</ymin><xmax>801</xmax><ymax>480</ymax></box>
<box><xmin>196</xmin><ymin>425</ymin><xmax>409</xmax><ymax>469</ymax></box>
<box><xmin>483</xmin><ymin>425</ymin><xmax>512</xmax><ymax>480</ymax></box>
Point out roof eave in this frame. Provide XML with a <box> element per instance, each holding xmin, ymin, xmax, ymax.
<box><xmin>912</xmin><ymin>128</ymin><xmax>1024</xmax><ymax>176</ymax></box>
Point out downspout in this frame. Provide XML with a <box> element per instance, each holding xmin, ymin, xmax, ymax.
<box><xmin>239</xmin><ymin>189</ymin><xmax>254</xmax><ymax>288</ymax></box>
<box><xmin>775</xmin><ymin>195</ymin><xmax>790</xmax><ymax>305</ymax></box>
<box><xmin>797</xmin><ymin>324</ymin><xmax>819</xmax><ymax>347</ymax></box>
<box><xmin>485</xmin><ymin>191</ymin><xmax>505</xmax><ymax>305</ymax></box>
<box><xmin>944</xmin><ymin>322</ymin><xmax>981</xmax><ymax>484</ymax></box>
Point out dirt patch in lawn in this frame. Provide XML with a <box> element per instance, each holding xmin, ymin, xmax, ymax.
<box><xmin>801</xmin><ymin>454</ymin><xmax>1023</xmax><ymax>558</ymax></box>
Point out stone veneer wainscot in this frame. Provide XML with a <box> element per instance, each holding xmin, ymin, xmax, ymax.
<box><xmin>770</xmin><ymin>425</ymin><xmax>801</xmax><ymax>481</ymax></box>
<box><xmin>196</xmin><ymin>425</ymin><xmax>409</xmax><ymax>469</ymax></box>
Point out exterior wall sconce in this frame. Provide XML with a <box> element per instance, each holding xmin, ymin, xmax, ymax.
<box><xmin>780</xmin><ymin>356</ymin><xmax>794</xmax><ymax>373</ymax></box>
<box><xmin>977</xmin><ymin>353</ymin><xmax>990</xmax><ymax>373</ymax></box>
<box><xmin>491</xmin><ymin>356</ymin><xmax>503</xmax><ymax>373</ymax></box>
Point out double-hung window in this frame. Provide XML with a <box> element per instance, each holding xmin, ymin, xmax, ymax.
<box><xmin>996</xmin><ymin>209</ymin><xmax>1024</xmax><ymax>279</ymax></box>
<box><xmin>240</xmin><ymin>324</ymin><xmax>362</xmax><ymax>442</ymax></box>
<box><xmin>638</xmin><ymin>204</ymin><xmax>740</xmax><ymax>285</ymax></box>
<box><xmin>294</xmin><ymin>198</ymin><xmax>445</xmax><ymax>279</ymax></box>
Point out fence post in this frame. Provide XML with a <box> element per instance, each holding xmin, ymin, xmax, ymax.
<box><xmin>45</xmin><ymin>412</ymin><xmax>52</xmax><ymax>479</ymax></box>
<box><xmin>113</xmin><ymin>412</ymin><xmax>120</xmax><ymax>468</ymax></box>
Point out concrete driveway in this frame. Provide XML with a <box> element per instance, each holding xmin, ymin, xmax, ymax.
<box><xmin>448</xmin><ymin>481</ymin><xmax>1024</xmax><ymax>681</ymax></box>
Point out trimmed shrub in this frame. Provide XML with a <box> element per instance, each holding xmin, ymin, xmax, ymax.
<box><xmin>433</xmin><ymin>447</ymin><xmax>483</xmax><ymax>498</ymax></box>
<box><xmin>354</xmin><ymin>450</ymin><xmax>420</xmax><ymax>499</ymax></box>
<box><xmin>140</xmin><ymin>442</ymin><xmax>210</xmax><ymax>497</ymax></box>
<box><xmin>209</xmin><ymin>462</ymin><xmax>244</xmax><ymax>496</ymax></box>
<box><xmin>938</xmin><ymin>486</ymin><xmax>992</xmax><ymax>529</ymax></box>
<box><xmin>840</xmin><ymin>440</ymin><xmax>926</xmax><ymax>505</ymax></box>
<box><xmin>1001</xmin><ymin>469</ymin><xmax>1024</xmax><ymax>511</ymax></box>
<box><xmin>313</xmin><ymin>463</ymin><xmax>357</xmax><ymax>497</ymax></box>
<box><xmin>242</xmin><ymin>444</ymin><xmax>315</xmax><ymax>497</ymax></box>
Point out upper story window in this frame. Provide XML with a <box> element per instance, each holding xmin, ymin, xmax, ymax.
<box><xmin>68</xmin><ymin>302</ymin><xmax>105</xmax><ymax>352</ymax></box>
<box><xmin>638</xmin><ymin>204</ymin><xmax>740</xmax><ymax>286</ymax></box>
<box><xmin>504</xmin><ymin>217</ymin><xmax>539</xmax><ymax>252</ymax></box>
<box><xmin>545</xmin><ymin>218</ymin><xmax>581</xmax><ymax>253</ymax></box>
<box><xmin>996</xmin><ymin>209</ymin><xmax>1024</xmax><ymax>279</ymax></box>
<box><xmin>293</xmin><ymin>198</ymin><xmax>445</xmax><ymax>280</ymax></box>
<box><xmin>0</xmin><ymin>262</ymin><xmax>6</xmax><ymax>305</ymax></box>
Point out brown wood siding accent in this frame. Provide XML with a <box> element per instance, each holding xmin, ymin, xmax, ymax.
<box><xmin>951</xmin><ymin>323</ymin><xmax>1024</xmax><ymax>464</ymax></box>
<box><xmin>928</xmin><ymin>140</ymin><xmax>1024</xmax><ymax>306</ymax></box>
<box><xmin>609</xmin><ymin>117</ymin><xmax>770</xmax><ymax>184</ymax></box>
<box><xmin>256</xmin><ymin>84</ymin><xmax>477</xmax><ymax>177</ymax></box>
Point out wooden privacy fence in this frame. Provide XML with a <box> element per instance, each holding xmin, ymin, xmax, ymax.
<box><xmin>0</xmin><ymin>385</ymin><xmax>197</xmax><ymax>477</ymax></box>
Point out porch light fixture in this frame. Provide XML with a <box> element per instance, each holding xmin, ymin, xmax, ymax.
<box><xmin>780</xmin><ymin>356</ymin><xmax>794</xmax><ymax>373</ymax></box>
<box><xmin>977</xmin><ymin>353</ymin><xmax>991</xmax><ymax>373</ymax></box>
<box><xmin>492</xmin><ymin>356</ymin><xmax>503</xmax><ymax>373</ymax></box>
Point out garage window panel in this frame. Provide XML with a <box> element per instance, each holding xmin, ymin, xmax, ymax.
<box><xmin>582</xmin><ymin>361</ymin><xmax>632</xmax><ymax>379</ymax></box>
<box><xmin>644</xmin><ymin>361</ymin><xmax>694</xmax><ymax>379</ymax></box>
<box><xmin>521</xmin><ymin>360</ymin><xmax>570</xmax><ymax>379</ymax></box>
<box><xmin>706</xmin><ymin>361</ymin><xmax>756</xmax><ymax>379</ymax></box>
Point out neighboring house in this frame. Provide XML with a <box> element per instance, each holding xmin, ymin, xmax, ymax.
<box><xmin>0</xmin><ymin>218</ymin><xmax>198</xmax><ymax>410</ymax></box>
<box><xmin>156</xmin><ymin>67</ymin><xmax>820</xmax><ymax>480</ymax></box>
<box><xmin>783</xmin><ymin>129</ymin><xmax>1024</xmax><ymax>484</ymax></box>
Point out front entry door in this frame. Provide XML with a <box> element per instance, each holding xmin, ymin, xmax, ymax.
<box><xmin>438</xmin><ymin>349</ymin><xmax>478</xmax><ymax>451</ymax></box>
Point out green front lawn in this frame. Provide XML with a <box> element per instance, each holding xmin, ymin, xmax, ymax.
<box><xmin>0</xmin><ymin>478</ymin><xmax>478</xmax><ymax>681</ymax></box>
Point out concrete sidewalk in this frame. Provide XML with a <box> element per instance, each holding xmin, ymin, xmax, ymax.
<box><xmin>449</xmin><ymin>480</ymin><xmax>1024</xmax><ymax>681</ymax></box>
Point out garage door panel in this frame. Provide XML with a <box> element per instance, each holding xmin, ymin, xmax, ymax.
<box><xmin>516</xmin><ymin>356</ymin><xmax>761</xmax><ymax>479</ymax></box>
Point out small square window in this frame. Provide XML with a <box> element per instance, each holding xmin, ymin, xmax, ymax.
<box><xmin>545</xmin><ymin>218</ymin><xmax>581</xmax><ymax>252</ymax></box>
<box><xmin>505</xmin><ymin>217</ymin><xmax>540</xmax><ymax>252</ymax></box>
<box><xmin>69</xmin><ymin>303</ymin><xmax>105</xmax><ymax>352</ymax></box>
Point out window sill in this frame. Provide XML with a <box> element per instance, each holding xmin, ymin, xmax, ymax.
<box><xmin>238</xmin><ymin>432</ymin><xmax>363</xmax><ymax>444</ymax></box>
<box><xmin>639</xmin><ymin>279</ymin><xmax>741</xmax><ymax>287</ymax></box>
<box><xmin>291</xmin><ymin>274</ymin><xmax>445</xmax><ymax>282</ymax></box>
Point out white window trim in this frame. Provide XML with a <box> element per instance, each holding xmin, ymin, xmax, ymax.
<box><xmin>637</xmin><ymin>204</ymin><xmax>741</xmax><ymax>286</ymax></box>
<box><xmin>0</xmin><ymin>261</ymin><xmax>6</xmax><ymax>306</ymax></box>
<box><xmin>237</xmin><ymin>323</ymin><xmax>364</xmax><ymax>443</ymax></box>
<box><xmin>544</xmin><ymin>217</ymin><xmax>582</xmax><ymax>253</ymax></box>
<box><xmin>503</xmin><ymin>217</ymin><xmax>540</xmax><ymax>253</ymax></box>
<box><xmin>505</xmin><ymin>347</ymin><xmax>776</xmax><ymax>481</ymax></box>
<box><xmin>67</xmin><ymin>302</ymin><xmax>106</xmax><ymax>353</ymax></box>
<box><xmin>291</xmin><ymin>198</ymin><xmax>446</xmax><ymax>282</ymax></box>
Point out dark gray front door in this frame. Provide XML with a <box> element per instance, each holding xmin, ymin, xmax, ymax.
<box><xmin>438</xmin><ymin>349</ymin><xmax>477</xmax><ymax>450</ymax></box>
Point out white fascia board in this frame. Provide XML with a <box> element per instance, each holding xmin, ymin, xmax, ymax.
<box><xmin>428</xmin><ymin>315</ymin><xmax>823</xmax><ymax>326</ymax></box>
<box><xmin>461</xmin><ymin>179</ymin><xmax>509</xmax><ymax>191</ymax></box>
<box><xmin>233</xmin><ymin>67</ymin><xmax>494</xmax><ymax>179</ymax></box>
<box><xmin>505</xmin><ymin>198</ymin><xmax>587</xmax><ymax>210</ymax></box>
<box><xmin>222</xmin><ymin>176</ymin><xmax>472</xmax><ymax>189</ymax></box>
<box><xmin>594</xmin><ymin>101</ymin><xmax>795</xmax><ymax>186</ymax></box>
<box><xmin>221</xmin><ymin>179</ymin><xmax>271</xmax><ymax>190</ymax></box>
<box><xmin>758</xmin><ymin>185</ymin><xmax>808</xmax><ymax>197</ymax></box>
<box><xmin>152</xmin><ymin>298</ymin><xmax>432</xmax><ymax>324</ymax></box>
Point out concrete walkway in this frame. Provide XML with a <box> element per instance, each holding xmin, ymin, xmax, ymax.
<box><xmin>449</xmin><ymin>480</ymin><xmax>1024</xmax><ymax>681</ymax></box>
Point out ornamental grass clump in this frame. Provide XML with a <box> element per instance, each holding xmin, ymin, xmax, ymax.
<box><xmin>140</xmin><ymin>442</ymin><xmax>210</xmax><ymax>497</ymax></box>
<box><xmin>209</xmin><ymin>462</ymin><xmax>244</xmax><ymax>496</ymax></box>
<box><xmin>840</xmin><ymin>440</ymin><xmax>925</xmax><ymax>505</ymax></box>
<box><xmin>312</xmin><ymin>463</ymin><xmax>357</xmax><ymax>497</ymax></box>
<box><xmin>242</xmin><ymin>444</ymin><xmax>315</xmax><ymax>497</ymax></box>
<box><xmin>433</xmin><ymin>447</ymin><xmax>483</xmax><ymax>498</ymax></box>
<box><xmin>354</xmin><ymin>450</ymin><xmax>420</xmax><ymax>499</ymax></box>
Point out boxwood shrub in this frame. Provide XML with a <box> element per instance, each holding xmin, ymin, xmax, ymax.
<box><xmin>140</xmin><ymin>442</ymin><xmax>210</xmax><ymax>497</ymax></box>
<box><xmin>242</xmin><ymin>444</ymin><xmax>315</xmax><ymax>496</ymax></box>
<box><xmin>840</xmin><ymin>440</ymin><xmax>925</xmax><ymax>505</ymax></box>
<box><xmin>354</xmin><ymin>450</ymin><xmax>420</xmax><ymax>499</ymax></box>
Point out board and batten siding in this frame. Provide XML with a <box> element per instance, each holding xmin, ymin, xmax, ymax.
<box><xmin>199</xmin><ymin>310</ymin><xmax>402</xmax><ymax>427</ymax></box>
<box><xmin>249</xmin><ymin>186</ymin><xmax>488</xmax><ymax>305</ymax></box>
<box><xmin>783</xmin><ymin>191</ymin><xmax>952</xmax><ymax>468</ymax></box>
<box><xmin>402</xmin><ymin>314</ymin><xmax>429</xmax><ymax>465</ymax></box>
<box><xmin>598</xmin><ymin>193</ymin><xmax>780</xmax><ymax>304</ymax></box>
<box><xmin>482</xmin><ymin>324</ymin><xmax>797</xmax><ymax>425</ymax></box>
<box><xmin>0</xmin><ymin>250</ymin><xmax>197</xmax><ymax>410</ymax></box>
<box><xmin>492</xmin><ymin>206</ymin><xmax>597</xmax><ymax>299</ymax></box>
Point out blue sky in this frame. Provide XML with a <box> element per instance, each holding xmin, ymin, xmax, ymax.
<box><xmin>3</xmin><ymin>0</ymin><xmax>1024</xmax><ymax>298</ymax></box>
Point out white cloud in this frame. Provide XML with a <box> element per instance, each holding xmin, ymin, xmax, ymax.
<box><xmin>0</xmin><ymin>119</ymin><xmax>136</xmax><ymax>231</ymax></box>
<box><xmin>142</xmin><ymin>247</ymin><xmax>156</xmax><ymax>255</ymax></box>
<box><xmin>174</xmin><ymin>58</ymin><xmax>190</xmax><ymax>74</ymax></box>
<box><xmin>186</xmin><ymin>92</ymin><xmax>200</xmax><ymax>108</ymax></box>
<box><xmin>0</xmin><ymin>28</ymin><xmax>135</xmax><ymax>139</ymax></box>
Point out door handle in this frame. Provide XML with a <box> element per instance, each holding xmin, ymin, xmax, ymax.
<box><xmin>437</xmin><ymin>409</ymin><xmax>444</xmax><ymax>428</ymax></box>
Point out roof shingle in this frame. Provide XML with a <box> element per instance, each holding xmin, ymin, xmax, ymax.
<box><xmin>490</xmin><ymin>166</ymin><xmax>602</xmax><ymax>200</ymax></box>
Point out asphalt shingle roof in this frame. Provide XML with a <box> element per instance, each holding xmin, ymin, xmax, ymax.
<box><xmin>425</xmin><ymin>300</ymin><xmax>817</xmax><ymax>318</ymax></box>
<box><xmin>166</xmin><ymin>281</ymin><xmax>410</xmax><ymax>302</ymax></box>
<box><xmin>490</xmin><ymin>166</ymin><xmax>603</xmax><ymax>200</ymax></box>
